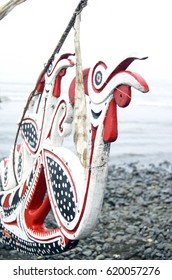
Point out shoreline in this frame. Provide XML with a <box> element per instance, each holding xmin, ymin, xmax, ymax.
<box><xmin>0</xmin><ymin>160</ymin><xmax>172</xmax><ymax>260</ymax></box>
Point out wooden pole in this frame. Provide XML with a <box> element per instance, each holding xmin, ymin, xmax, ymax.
<box><xmin>0</xmin><ymin>0</ymin><xmax>27</xmax><ymax>20</ymax></box>
<box><xmin>74</xmin><ymin>14</ymin><xmax>88</xmax><ymax>170</ymax></box>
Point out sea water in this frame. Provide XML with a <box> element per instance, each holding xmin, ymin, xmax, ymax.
<box><xmin>110</xmin><ymin>79</ymin><xmax>172</xmax><ymax>164</ymax></box>
<box><xmin>0</xmin><ymin>79</ymin><xmax>172</xmax><ymax>165</ymax></box>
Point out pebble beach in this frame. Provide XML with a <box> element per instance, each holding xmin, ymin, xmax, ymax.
<box><xmin>0</xmin><ymin>161</ymin><xmax>172</xmax><ymax>260</ymax></box>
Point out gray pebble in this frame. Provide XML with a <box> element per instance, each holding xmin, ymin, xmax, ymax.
<box><xmin>144</xmin><ymin>247</ymin><xmax>152</xmax><ymax>255</ymax></box>
<box><xmin>82</xmin><ymin>250</ymin><xmax>93</xmax><ymax>257</ymax></box>
<box><xmin>96</xmin><ymin>254</ymin><xmax>105</xmax><ymax>260</ymax></box>
<box><xmin>1</xmin><ymin>161</ymin><xmax>172</xmax><ymax>260</ymax></box>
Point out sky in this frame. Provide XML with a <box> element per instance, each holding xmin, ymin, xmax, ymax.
<box><xmin>0</xmin><ymin>0</ymin><xmax>172</xmax><ymax>85</ymax></box>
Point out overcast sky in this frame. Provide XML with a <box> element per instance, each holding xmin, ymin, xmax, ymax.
<box><xmin>0</xmin><ymin>0</ymin><xmax>172</xmax><ymax>85</ymax></box>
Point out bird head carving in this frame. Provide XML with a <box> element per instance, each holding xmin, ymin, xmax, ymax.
<box><xmin>69</xmin><ymin>57</ymin><xmax>149</xmax><ymax>143</ymax></box>
<box><xmin>44</xmin><ymin>53</ymin><xmax>75</xmax><ymax>98</ymax></box>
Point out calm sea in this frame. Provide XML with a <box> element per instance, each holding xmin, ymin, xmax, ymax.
<box><xmin>0</xmin><ymin>79</ymin><xmax>172</xmax><ymax>165</ymax></box>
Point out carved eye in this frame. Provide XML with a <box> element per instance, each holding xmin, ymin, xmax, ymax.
<box><xmin>92</xmin><ymin>61</ymin><xmax>107</xmax><ymax>92</ymax></box>
<box><xmin>95</xmin><ymin>71</ymin><xmax>102</xmax><ymax>86</ymax></box>
<box><xmin>47</xmin><ymin>62</ymin><xmax>53</xmax><ymax>75</ymax></box>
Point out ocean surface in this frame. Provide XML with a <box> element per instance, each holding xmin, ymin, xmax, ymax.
<box><xmin>0</xmin><ymin>79</ymin><xmax>172</xmax><ymax>166</ymax></box>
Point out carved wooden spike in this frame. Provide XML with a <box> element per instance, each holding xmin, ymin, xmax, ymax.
<box><xmin>74</xmin><ymin>14</ymin><xmax>88</xmax><ymax>169</ymax></box>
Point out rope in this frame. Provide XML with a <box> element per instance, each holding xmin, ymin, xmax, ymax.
<box><xmin>116</xmin><ymin>87</ymin><xmax>131</xmax><ymax>100</ymax></box>
<box><xmin>12</xmin><ymin>0</ymin><xmax>88</xmax><ymax>183</ymax></box>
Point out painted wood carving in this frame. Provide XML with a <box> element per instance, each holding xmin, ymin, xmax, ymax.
<box><xmin>0</xmin><ymin>52</ymin><xmax>149</xmax><ymax>255</ymax></box>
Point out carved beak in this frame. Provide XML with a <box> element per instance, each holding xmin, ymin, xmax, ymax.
<box><xmin>103</xmin><ymin>69</ymin><xmax>149</xmax><ymax>142</ymax></box>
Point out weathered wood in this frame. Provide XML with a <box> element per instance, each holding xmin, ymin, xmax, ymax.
<box><xmin>0</xmin><ymin>0</ymin><xmax>27</xmax><ymax>20</ymax></box>
<box><xmin>74</xmin><ymin>14</ymin><xmax>88</xmax><ymax>170</ymax></box>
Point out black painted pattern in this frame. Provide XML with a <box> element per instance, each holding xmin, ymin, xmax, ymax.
<box><xmin>17</xmin><ymin>151</ymin><xmax>23</xmax><ymax>180</ymax></box>
<box><xmin>21</xmin><ymin>122</ymin><xmax>38</xmax><ymax>149</ymax></box>
<box><xmin>0</xmin><ymin>224</ymin><xmax>78</xmax><ymax>256</ymax></box>
<box><xmin>47</xmin><ymin>157</ymin><xmax>76</xmax><ymax>223</ymax></box>
<box><xmin>4</xmin><ymin>165</ymin><xmax>8</xmax><ymax>186</ymax></box>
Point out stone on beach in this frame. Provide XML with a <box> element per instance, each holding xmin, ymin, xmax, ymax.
<box><xmin>0</xmin><ymin>161</ymin><xmax>172</xmax><ymax>260</ymax></box>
